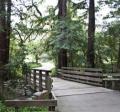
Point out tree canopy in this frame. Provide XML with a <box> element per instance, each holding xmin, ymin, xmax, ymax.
<box><xmin>0</xmin><ymin>0</ymin><xmax>120</xmax><ymax>78</ymax></box>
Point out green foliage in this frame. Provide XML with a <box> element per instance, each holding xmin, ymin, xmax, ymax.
<box><xmin>45</xmin><ymin>17</ymin><xmax>87</xmax><ymax>66</ymax></box>
<box><xmin>95</xmin><ymin>21</ymin><xmax>120</xmax><ymax>71</ymax></box>
<box><xmin>107</xmin><ymin>21</ymin><xmax>120</xmax><ymax>37</ymax></box>
<box><xmin>27</xmin><ymin>62</ymin><xmax>41</xmax><ymax>69</ymax></box>
<box><xmin>8</xmin><ymin>36</ymin><xmax>27</xmax><ymax>77</ymax></box>
<box><xmin>8</xmin><ymin>0</ymin><xmax>120</xmax><ymax>75</ymax></box>
<box><xmin>8</xmin><ymin>0</ymin><xmax>44</xmax><ymax>77</ymax></box>
<box><xmin>50</xmin><ymin>67</ymin><xmax>57</xmax><ymax>77</ymax></box>
<box><xmin>27</xmin><ymin>41</ymin><xmax>45</xmax><ymax>63</ymax></box>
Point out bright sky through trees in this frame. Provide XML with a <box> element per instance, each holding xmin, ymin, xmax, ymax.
<box><xmin>12</xmin><ymin>0</ymin><xmax>110</xmax><ymax>31</ymax></box>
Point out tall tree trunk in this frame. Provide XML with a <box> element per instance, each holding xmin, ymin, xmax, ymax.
<box><xmin>87</xmin><ymin>0</ymin><xmax>95</xmax><ymax>68</ymax></box>
<box><xmin>0</xmin><ymin>0</ymin><xmax>11</xmax><ymax>66</ymax></box>
<box><xmin>0</xmin><ymin>0</ymin><xmax>7</xmax><ymax>66</ymax></box>
<box><xmin>58</xmin><ymin>0</ymin><xmax>67</xmax><ymax>19</ymax></box>
<box><xmin>6</xmin><ymin>0</ymin><xmax>11</xmax><ymax>64</ymax></box>
<box><xmin>58</xmin><ymin>0</ymin><xmax>67</xmax><ymax>69</ymax></box>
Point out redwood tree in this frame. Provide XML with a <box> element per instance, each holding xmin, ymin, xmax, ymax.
<box><xmin>58</xmin><ymin>0</ymin><xmax>68</xmax><ymax>68</ymax></box>
<box><xmin>6</xmin><ymin>0</ymin><xmax>12</xmax><ymax>65</ymax></box>
<box><xmin>87</xmin><ymin>0</ymin><xmax>95</xmax><ymax>68</ymax></box>
<box><xmin>0</xmin><ymin>0</ymin><xmax>11</xmax><ymax>66</ymax></box>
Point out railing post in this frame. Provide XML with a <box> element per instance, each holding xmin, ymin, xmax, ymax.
<box><xmin>45</xmin><ymin>71</ymin><xmax>53</xmax><ymax>93</ymax></box>
<box><xmin>29</xmin><ymin>70</ymin><xmax>31</xmax><ymax>85</ymax></box>
<box><xmin>45</xmin><ymin>71</ymin><xmax>49</xmax><ymax>90</ymax></box>
<box><xmin>33</xmin><ymin>70</ymin><xmax>37</xmax><ymax>91</ymax></box>
<box><xmin>24</xmin><ymin>72</ymin><xmax>28</xmax><ymax>85</ymax></box>
<box><xmin>39</xmin><ymin>70</ymin><xmax>43</xmax><ymax>91</ymax></box>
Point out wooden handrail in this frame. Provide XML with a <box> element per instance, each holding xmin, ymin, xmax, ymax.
<box><xmin>58</xmin><ymin>67</ymin><xmax>103</xmax><ymax>86</ymax></box>
<box><xmin>62</xmin><ymin>67</ymin><xmax>102</xmax><ymax>72</ymax></box>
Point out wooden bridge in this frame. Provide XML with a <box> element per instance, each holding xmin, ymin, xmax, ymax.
<box><xmin>52</xmin><ymin>78</ymin><xmax>120</xmax><ymax>112</ymax></box>
<box><xmin>26</xmin><ymin>67</ymin><xmax>120</xmax><ymax>112</ymax></box>
<box><xmin>5</xmin><ymin>67</ymin><xmax>120</xmax><ymax>112</ymax></box>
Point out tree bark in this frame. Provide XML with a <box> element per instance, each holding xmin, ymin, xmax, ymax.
<box><xmin>0</xmin><ymin>0</ymin><xmax>7</xmax><ymax>66</ymax></box>
<box><xmin>87</xmin><ymin>0</ymin><xmax>95</xmax><ymax>68</ymax></box>
<box><xmin>6</xmin><ymin>0</ymin><xmax>11</xmax><ymax>64</ymax></box>
<box><xmin>58</xmin><ymin>0</ymin><xmax>67</xmax><ymax>19</ymax></box>
<box><xmin>58</xmin><ymin>49</ymin><xmax>67</xmax><ymax>69</ymax></box>
<box><xmin>58</xmin><ymin>0</ymin><xmax>67</xmax><ymax>69</ymax></box>
<box><xmin>0</xmin><ymin>0</ymin><xmax>11</xmax><ymax>66</ymax></box>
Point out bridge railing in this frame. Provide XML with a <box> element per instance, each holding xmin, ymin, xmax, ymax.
<box><xmin>5</xmin><ymin>68</ymin><xmax>57</xmax><ymax>111</ymax></box>
<box><xmin>25</xmin><ymin>68</ymin><xmax>52</xmax><ymax>93</ymax></box>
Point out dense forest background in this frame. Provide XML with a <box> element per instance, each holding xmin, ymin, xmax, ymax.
<box><xmin>0</xmin><ymin>0</ymin><xmax>120</xmax><ymax>78</ymax></box>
